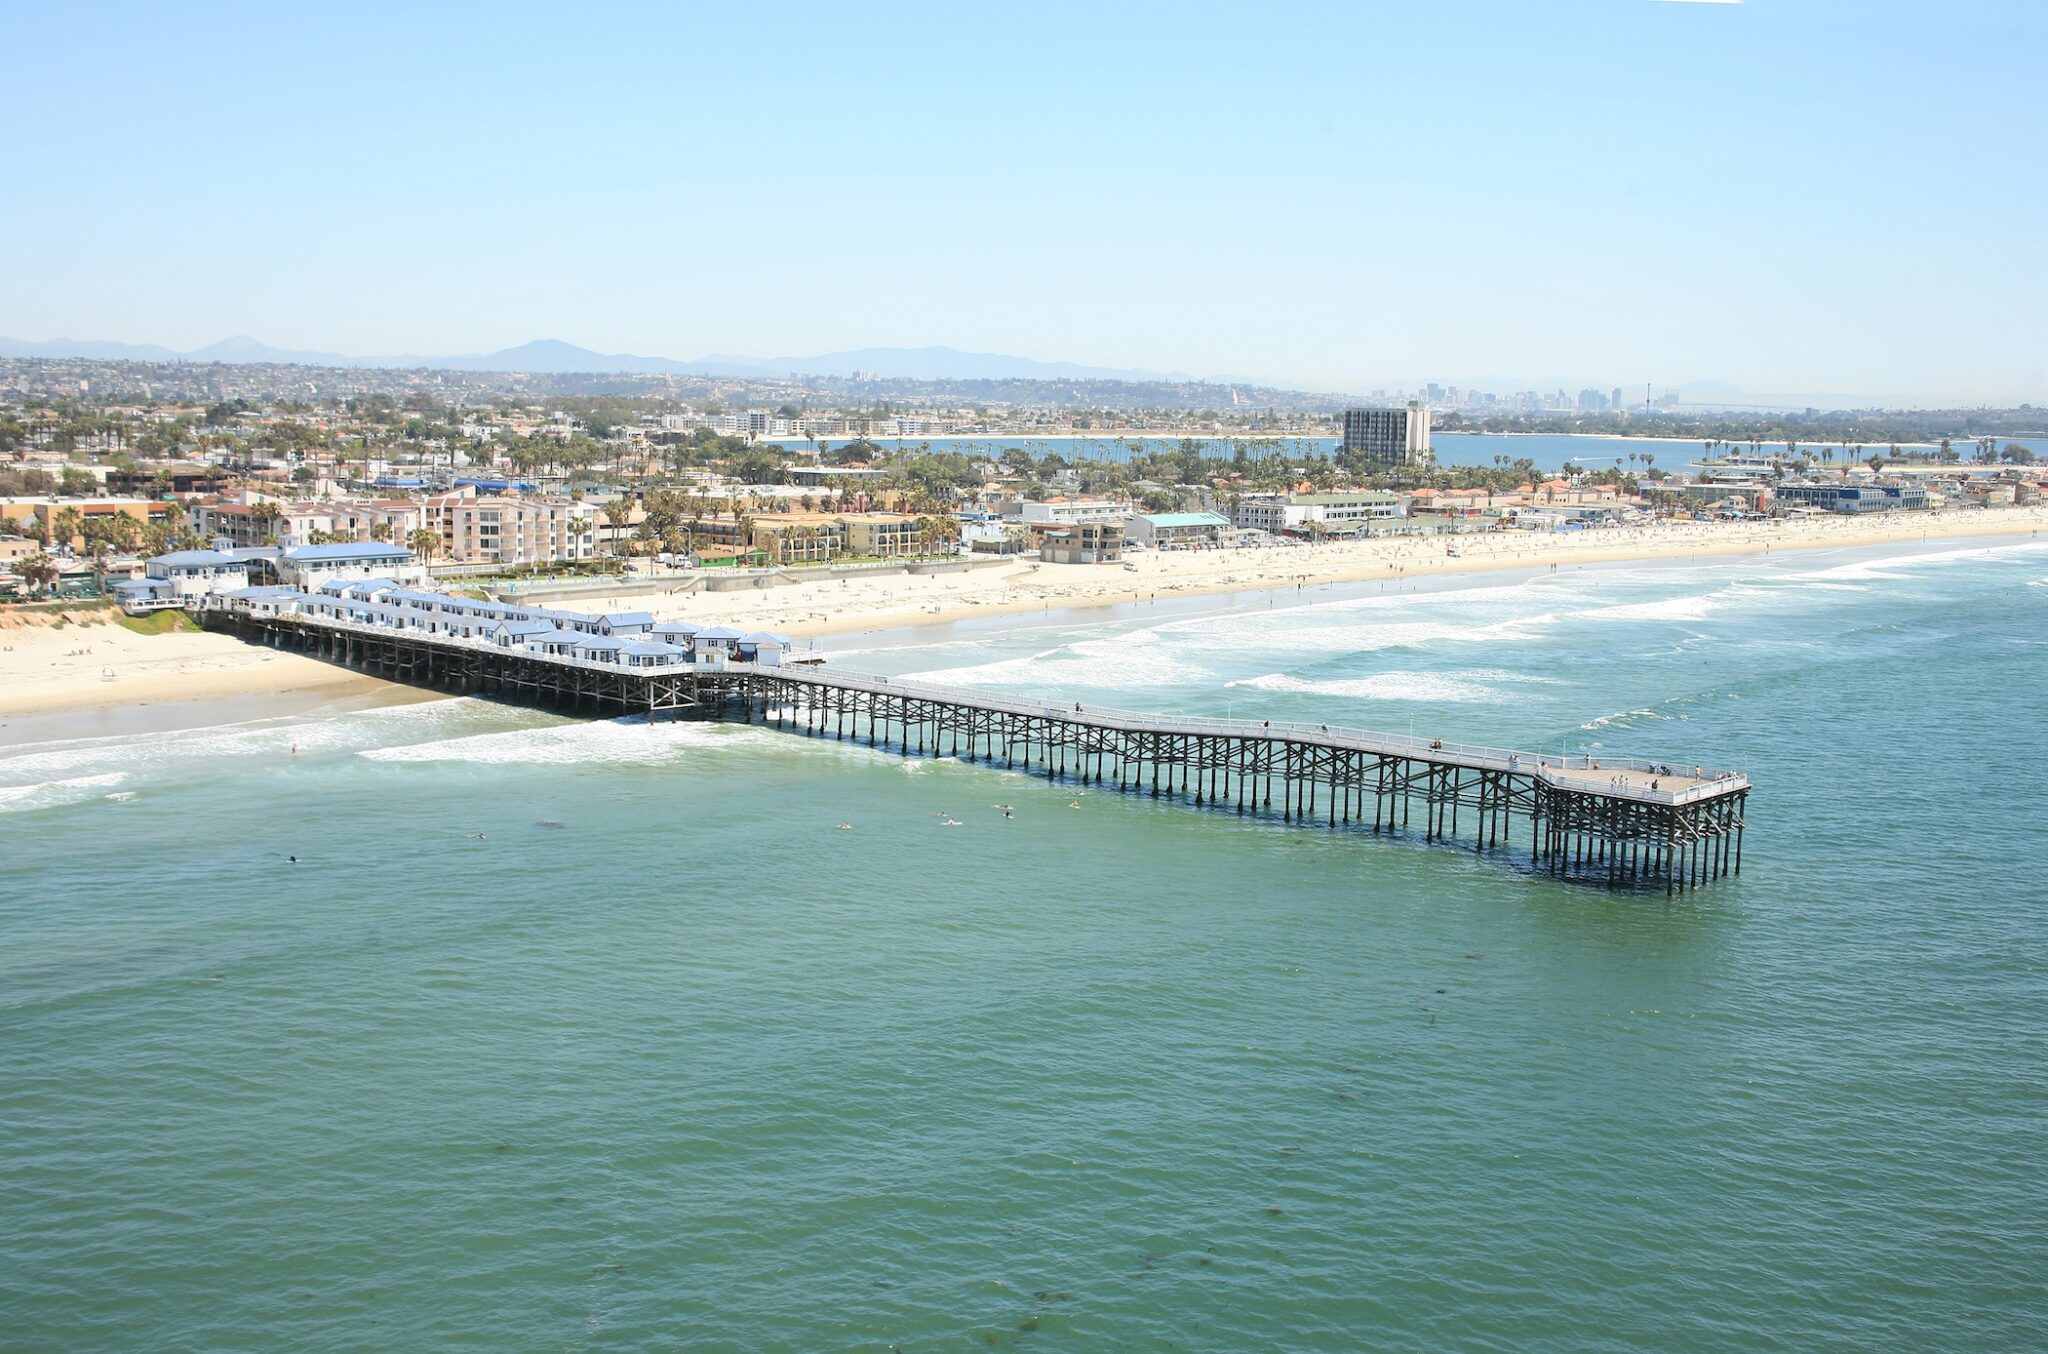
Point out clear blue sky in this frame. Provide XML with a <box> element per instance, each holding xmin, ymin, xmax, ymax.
<box><xmin>3</xmin><ymin>0</ymin><xmax>2042</xmax><ymax>402</ymax></box>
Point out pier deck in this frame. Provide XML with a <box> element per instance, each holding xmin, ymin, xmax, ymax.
<box><xmin>211</xmin><ymin>611</ymin><xmax>1750</xmax><ymax>893</ymax></box>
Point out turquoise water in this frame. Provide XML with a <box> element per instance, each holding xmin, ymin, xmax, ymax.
<box><xmin>4</xmin><ymin>537</ymin><xmax>2046</xmax><ymax>1350</ymax></box>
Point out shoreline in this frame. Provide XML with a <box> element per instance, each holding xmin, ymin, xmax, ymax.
<box><xmin>582</xmin><ymin>507</ymin><xmax>2048</xmax><ymax>640</ymax></box>
<box><xmin>1</xmin><ymin>509</ymin><xmax>2042</xmax><ymax>727</ymax></box>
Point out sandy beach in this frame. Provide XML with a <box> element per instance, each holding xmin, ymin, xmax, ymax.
<box><xmin>3</xmin><ymin>507</ymin><xmax>2042</xmax><ymax>721</ymax></box>
<box><xmin>572</xmin><ymin>507</ymin><xmax>2048</xmax><ymax>637</ymax></box>
<box><xmin>0</xmin><ymin>613</ymin><xmax>399</xmax><ymax>723</ymax></box>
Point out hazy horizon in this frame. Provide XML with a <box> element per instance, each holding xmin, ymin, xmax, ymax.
<box><xmin>3</xmin><ymin>0</ymin><xmax>2042</xmax><ymax>404</ymax></box>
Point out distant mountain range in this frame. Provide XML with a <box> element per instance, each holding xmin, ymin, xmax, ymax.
<box><xmin>0</xmin><ymin>335</ymin><xmax>1193</xmax><ymax>383</ymax></box>
<box><xmin>0</xmin><ymin>335</ymin><xmax>1989</xmax><ymax>409</ymax></box>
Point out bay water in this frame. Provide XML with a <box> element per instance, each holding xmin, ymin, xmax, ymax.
<box><xmin>767</xmin><ymin>432</ymin><xmax>2048</xmax><ymax>473</ymax></box>
<box><xmin>3</xmin><ymin>536</ymin><xmax>2045</xmax><ymax>1350</ymax></box>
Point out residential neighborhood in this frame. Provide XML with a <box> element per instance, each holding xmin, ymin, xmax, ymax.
<box><xmin>2</xmin><ymin>380</ymin><xmax>2043</xmax><ymax>602</ymax></box>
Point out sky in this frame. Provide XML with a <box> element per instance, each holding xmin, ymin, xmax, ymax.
<box><xmin>2</xmin><ymin>0</ymin><xmax>2043</xmax><ymax>404</ymax></box>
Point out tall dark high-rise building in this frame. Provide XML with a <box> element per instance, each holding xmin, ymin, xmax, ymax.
<box><xmin>1339</xmin><ymin>405</ymin><xmax>1432</xmax><ymax>467</ymax></box>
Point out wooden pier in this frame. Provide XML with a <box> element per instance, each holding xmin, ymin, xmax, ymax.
<box><xmin>212</xmin><ymin>612</ymin><xmax>1750</xmax><ymax>893</ymax></box>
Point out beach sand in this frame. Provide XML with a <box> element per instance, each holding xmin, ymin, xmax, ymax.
<box><xmin>554</xmin><ymin>507</ymin><xmax>2048</xmax><ymax>639</ymax></box>
<box><xmin>3</xmin><ymin>508</ymin><xmax>2042</xmax><ymax>721</ymax></box>
<box><xmin>0</xmin><ymin>614</ymin><xmax>401</xmax><ymax>725</ymax></box>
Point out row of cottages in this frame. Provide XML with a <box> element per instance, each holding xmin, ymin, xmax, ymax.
<box><xmin>220</xmin><ymin>578</ymin><xmax>793</xmax><ymax>670</ymax></box>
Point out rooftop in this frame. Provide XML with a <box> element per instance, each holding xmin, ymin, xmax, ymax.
<box><xmin>285</xmin><ymin>542</ymin><xmax>415</xmax><ymax>562</ymax></box>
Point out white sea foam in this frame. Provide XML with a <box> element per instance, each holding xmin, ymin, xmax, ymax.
<box><xmin>1227</xmin><ymin>671</ymin><xmax>1504</xmax><ymax>703</ymax></box>
<box><xmin>1579</xmin><ymin>708</ymin><xmax>1661</xmax><ymax>732</ymax></box>
<box><xmin>0</xmin><ymin>771</ymin><xmax>131</xmax><ymax>814</ymax></box>
<box><xmin>900</xmin><ymin>630</ymin><xmax>1212</xmax><ymax>689</ymax></box>
<box><xmin>358</xmin><ymin>716</ymin><xmax>777</xmax><ymax>766</ymax></box>
<box><xmin>1583</xmin><ymin>595</ymin><xmax>1720</xmax><ymax>623</ymax></box>
<box><xmin>1793</xmin><ymin>539</ymin><xmax>2048</xmax><ymax>583</ymax></box>
<box><xmin>0</xmin><ymin>696</ymin><xmax>486</xmax><ymax>785</ymax></box>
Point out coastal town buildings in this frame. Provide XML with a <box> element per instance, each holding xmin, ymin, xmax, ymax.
<box><xmin>190</xmin><ymin>496</ymin><xmax>423</xmax><ymax>549</ymax></box>
<box><xmin>0</xmin><ymin>497</ymin><xmax>179</xmax><ymax>549</ymax></box>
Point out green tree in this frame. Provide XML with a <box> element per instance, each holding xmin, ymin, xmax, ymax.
<box><xmin>16</xmin><ymin>552</ymin><xmax>61</xmax><ymax>595</ymax></box>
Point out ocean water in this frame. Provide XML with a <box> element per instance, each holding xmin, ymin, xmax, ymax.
<box><xmin>3</xmin><ymin>536</ymin><xmax>2046</xmax><ymax>1350</ymax></box>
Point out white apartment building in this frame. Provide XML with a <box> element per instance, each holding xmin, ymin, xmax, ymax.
<box><xmin>1019</xmin><ymin>496</ymin><xmax>1137</xmax><ymax>527</ymax></box>
<box><xmin>191</xmin><ymin>497</ymin><xmax>423</xmax><ymax>549</ymax></box>
<box><xmin>1230</xmin><ymin>491</ymin><xmax>1403</xmax><ymax>535</ymax></box>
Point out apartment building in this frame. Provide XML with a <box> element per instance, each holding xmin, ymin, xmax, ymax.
<box><xmin>686</xmin><ymin>510</ymin><xmax>924</xmax><ymax>564</ymax></box>
<box><xmin>838</xmin><ymin>512</ymin><xmax>925</xmax><ymax>558</ymax></box>
<box><xmin>426</xmin><ymin>493</ymin><xmax>599</xmax><ymax>565</ymax></box>
<box><xmin>1230</xmin><ymin>490</ymin><xmax>1404</xmax><ymax>536</ymax></box>
<box><xmin>1019</xmin><ymin>496</ymin><xmax>1136</xmax><ymax>527</ymax></box>
<box><xmin>1339</xmin><ymin>406</ymin><xmax>1432</xmax><ymax>468</ymax></box>
<box><xmin>191</xmin><ymin>498</ymin><xmax>422</xmax><ymax>549</ymax></box>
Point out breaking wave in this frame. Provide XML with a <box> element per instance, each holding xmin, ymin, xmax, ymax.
<box><xmin>358</xmin><ymin>717</ymin><xmax>777</xmax><ymax>766</ymax></box>
<box><xmin>0</xmin><ymin>771</ymin><xmax>131</xmax><ymax>815</ymax></box>
<box><xmin>1227</xmin><ymin>671</ymin><xmax>1505</xmax><ymax>703</ymax></box>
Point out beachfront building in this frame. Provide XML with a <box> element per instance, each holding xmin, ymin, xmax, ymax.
<box><xmin>191</xmin><ymin>497</ymin><xmax>423</xmax><ymax>549</ymax></box>
<box><xmin>837</xmin><ymin>512</ymin><xmax>925</xmax><ymax>559</ymax></box>
<box><xmin>1019</xmin><ymin>496</ymin><xmax>1136</xmax><ymax>527</ymax></box>
<box><xmin>426</xmin><ymin>492</ymin><xmax>599</xmax><ymax>566</ymax></box>
<box><xmin>750</xmin><ymin>513</ymin><xmax>847</xmax><ymax>564</ymax></box>
<box><xmin>279</xmin><ymin>541</ymin><xmax>428</xmax><ymax>590</ymax></box>
<box><xmin>1126</xmin><ymin>511</ymin><xmax>1232</xmax><ymax>549</ymax></box>
<box><xmin>1339</xmin><ymin>406</ymin><xmax>1432</xmax><ymax>468</ymax></box>
<box><xmin>960</xmin><ymin>514</ymin><xmax>1030</xmax><ymax>555</ymax></box>
<box><xmin>1039</xmin><ymin>522</ymin><xmax>1123</xmax><ymax>564</ymax></box>
<box><xmin>1773</xmin><ymin>482</ymin><xmax>1929</xmax><ymax>514</ymax></box>
<box><xmin>1230</xmin><ymin>491</ymin><xmax>1404</xmax><ymax>537</ymax></box>
<box><xmin>209</xmin><ymin>572</ymin><xmax>811</xmax><ymax>676</ymax></box>
<box><xmin>112</xmin><ymin>549</ymin><xmax>253</xmax><ymax>613</ymax></box>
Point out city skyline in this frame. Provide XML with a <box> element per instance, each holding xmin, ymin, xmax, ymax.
<box><xmin>3</xmin><ymin>0</ymin><xmax>2043</xmax><ymax>404</ymax></box>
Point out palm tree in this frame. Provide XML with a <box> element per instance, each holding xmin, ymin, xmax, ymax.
<box><xmin>250</xmin><ymin>501</ymin><xmax>286</xmax><ymax>544</ymax></box>
<box><xmin>16</xmin><ymin>552</ymin><xmax>59</xmax><ymax>596</ymax></box>
<box><xmin>407</xmin><ymin>528</ymin><xmax>441</xmax><ymax>561</ymax></box>
<box><xmin>51</xmin><ymin>506</ymin><xmax>82</xmax><ymax>553</ymax></box>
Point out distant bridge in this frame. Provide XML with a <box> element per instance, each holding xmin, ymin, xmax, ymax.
<box><xmin>209</xmin><ymin>612</ymin><xmax>1750</xmax><ymax>894</ymax></box>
